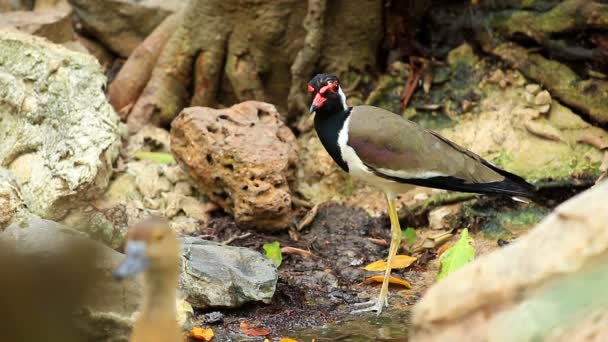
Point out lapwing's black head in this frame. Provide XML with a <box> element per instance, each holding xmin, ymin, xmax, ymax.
<box><xmin>308</xmin><ymin>73</ymin><xmax>348</xmax><ymax>115</ymax></box>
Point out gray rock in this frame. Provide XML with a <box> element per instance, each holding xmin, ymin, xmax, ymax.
<box><xmin>1</xmin><ymin>217</ymin><xmax>141</xmax><ymax>342</ymax></box>
<box><xmin>0</xmin><ymin>30</ymin><xmax>121</xmax><ymax>221</ymax></box>
<box><xmin>68</xmin><ymin>0</ymin><xmax>182</xmax><ymax>57</ymax></box>
<box><xmin>180</xmin><ymin>237</ymin><xmax>278</xmax><ymax>308</ymax></box>
<box><xmin>412</xmin><ymin>181</ymin><xmax>608</xmax><ymax>341</ymax></box>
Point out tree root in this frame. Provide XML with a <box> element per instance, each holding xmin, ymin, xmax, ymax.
<box><xmin>108</xmin><ymin>13</ymin><xmax>180</xmax><ymax>119</ymax></box>
<box><xmin>490</xmin><ymin>0</ymin><xmax>608</xmax><ymax>43</ymax></box>
<box><xmin>121</xmin><ymin>0</ymin><xmax>382</xmax><ymax>133</ymax></box>
<box><xmin>287</xmin><ymin>0</ymin><xmax>327</xmax><ymax>121</ymax></box>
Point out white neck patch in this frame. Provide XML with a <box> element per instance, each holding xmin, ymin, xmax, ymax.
<box><xmin>337</xmin><ymin>86</ymin><xmax>348</xmax><ymax>111</ymax></box>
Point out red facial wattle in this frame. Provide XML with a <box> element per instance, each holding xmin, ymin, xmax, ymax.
<box><xmin>312</xmin><ymin>93</ymin><xmax>327</xmax><ymax>109</ymax></box>
<box><xmin>309</xmin><ymin>81</ymin><xmax>337</xmax><ymax>111</ymax></box>
<box><xmin>319</xmin><ymin>81</ymin><xmax>337</xmax><ymax>95</ymax></box>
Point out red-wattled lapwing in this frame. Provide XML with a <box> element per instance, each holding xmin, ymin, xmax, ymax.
<box><xmin>307</xmin><ymin>74</ymin><xmax>536</xmax><ymax>314</ymax></box>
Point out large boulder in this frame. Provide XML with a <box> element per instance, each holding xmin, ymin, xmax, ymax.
<box><xmin>0</xmin><ymin>30</ymin><xmax>121</xmax><ymax>221</ymax></box>
<box><xmin>0</xmin><ymin>169</ymin><xmax>22</xmax><ymax>229</ymax></box>
<box><xmin>68</xmin><ymin>0</ymin><xmax>182</xmax><ymax>57</ymax></box>
<box><xmin>412</xmin><ymin>180</ymin><xmax>608</xmax><ymax>341</ymax></box>
<box><xmin>1</xmin><ymin>218</ymin><xmax>140</xmax><ymax>342</ymax></box>
<box><xmin>0</xmin><ymin>0</ymin><xmax>32</xmax><ymax>12</ymax></box>
<box><xmin>180</xmin><ymin>237</ymin><xmax>278</xmax><ymax>308</ymax></box>
<box><xmin>0</xmin><ymin>7</ymin><xmax>73</xmax><ymax>43</ymax></box>
<box><xmin>171</xmin><ymin>101</ymin><xmax>298</xmax><ymax>231</ymax></box>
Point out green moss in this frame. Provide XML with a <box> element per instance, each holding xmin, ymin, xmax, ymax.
<box><xmin>464</xmin><ymin>203</ymin><xmax>549</xmax><ymax>239</ymax></box>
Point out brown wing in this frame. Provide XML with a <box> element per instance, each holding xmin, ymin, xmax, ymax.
<box><xmin>347</xmin><ymin>105</ymin><xmax>536</xmax><ymax>196</ymax></box>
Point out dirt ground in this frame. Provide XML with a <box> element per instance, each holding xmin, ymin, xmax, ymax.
<box><xmin>184</xmin><ymin>188</ymin><xmax>579</xmax><ymax>341</ymax></box>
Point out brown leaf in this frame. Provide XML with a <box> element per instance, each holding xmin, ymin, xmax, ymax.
<box><xmin>240</xmin><ymin>322</ymin><xmax>271</xmax><ymax>336</ymax></box>
<box><xmin>363</xmin><ymin>275</ymin><xmax>412</xmax><ymax>288</ymax></box>
<box><xmin>437</xmin><ymin>243</ymin><xmax>451</xmax><ymax>257</ymax></box>
<box><xmin>362</xmin><ymin>255</ymin><xmax>417</xmax><ymax>271</ymax></box>
<box><xmin>191</xmin><ymin>327</ymin><xmax>214</xmax><ymax>341</ymax></box>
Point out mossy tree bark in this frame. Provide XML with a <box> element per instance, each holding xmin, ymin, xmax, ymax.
<box><xmin>471</xmin><ymin>0</ymin><xmax>608</xmax><ymax>124</ymax></box>
<box><xmin>121</xmin><ymin>0</ymin><xmax>382</xmax><ymax>132</ymax></box>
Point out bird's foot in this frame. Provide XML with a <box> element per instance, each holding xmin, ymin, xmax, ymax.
<box><xmin>351</xmin><ymin>297</ymin><xmax>388</xmax><ymax>315</ymax></box>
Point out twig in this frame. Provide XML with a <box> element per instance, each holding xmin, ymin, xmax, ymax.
<box><xmin>367</xmin><ymin>237</ymin><xmax>389</xmax><ymax>247</ymax></box>
<box><xmin>281</xmin><ymin>246</ymin><xmax>313</xmax><ymax>257</ymax></box>
<box><xmin>297</xmin><ymin>203</ymin><xmax>319</xmax><ymax>231</ymax></box>
<box><xmin>221</xmin><ymin>232</ymin><xmax>252</xmax><ymax>245</ymax></box>
<box><xmin>400</xmin><ymin>56</ymin><xmax>423</xmax><ymax>110</ymax></box>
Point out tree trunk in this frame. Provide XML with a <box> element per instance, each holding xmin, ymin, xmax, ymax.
<box><xmin>119</xmin><ymin>0</ymin><xmax>383</xmax><ymax>132</ymax></box>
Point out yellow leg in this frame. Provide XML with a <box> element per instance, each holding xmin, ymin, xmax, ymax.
<box><xmin>377</xmin><ymin>193</ymin><xmax>402</xmax><ymax>308</ymax></box>
<box><xmin>352</xmin><ymin>193</ymin><xmax>402</xmax><ymax>315</ymax></box>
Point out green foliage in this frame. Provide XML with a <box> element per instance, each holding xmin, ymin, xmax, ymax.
<box><xmin>263</xmin><ymin>241</ymin><xmax>282</xmax><ymax>267</ymax></box>
<box><xmin>436</xmin><ymin>228</ymin><xmax>475</xmax><ymax>281</ymax></box>
<box><xmin>402</xmin><ymin>227</ymin><xmax>417</xmax><ymax>246</ymax></box>
<box><xmin>133</xmin><ymin>151</ymin><xmax>176</xmax><ymax>164</ymax></box>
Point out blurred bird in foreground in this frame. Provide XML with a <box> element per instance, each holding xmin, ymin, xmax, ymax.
<box><xmin>114</xmin><ymin>217</ymin><xmax>183</xmax><ymax>342</ymax></box>
<box><xmin>0</xmin><ymin>235</ymin><xmax>100</xmax><ymax>342</ymax></box>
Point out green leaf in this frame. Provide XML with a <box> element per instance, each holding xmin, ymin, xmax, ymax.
<box><xmin>402</xmin><ymin>227</ymin><xmax>417</xmax><ymax>246</ymax></box>
<box><xmin>436</xmin><ymin>228</ymin><xmax>475</xmax><ymax>281</ymax></box>
<box><xmin>263</xmin><ymin>241</ymin><xmax>282</xmax><ymax>267</ymax></box>
<box><xmin>133</xmin><ymin>151</ymin><xmax>176</xmax><ymax>164</ymax></box>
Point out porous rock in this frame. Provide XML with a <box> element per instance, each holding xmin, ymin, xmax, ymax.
<box><xmin>180</xmin><ymin>237</ymin><xmax>278</xmax><ymax>308</ymax></box>
<box><xmin>0</xmin><ymin>30</ymin><xmax>121</xmax><ymax>221</ymax></box>
<box><xmin>68</xmin><ymin>0</ymin><xmax>182</xmax><ymax>56</ymax></box>
<box><xmin>413</xmin><ymin>181</ymin><xmax>608</xmax><ymax>341</ymax></box>
<box><xmin>171</xmin><ymin>101</ymin><xmax>298</xmax><ymax>231</ymax></box>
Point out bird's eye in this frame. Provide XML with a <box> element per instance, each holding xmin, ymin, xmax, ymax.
<box><xmin>307</xmin><ymin>84</ymin><xmax>315</xmax><ymax>93</ymax></box>
<box><xmin>154</xmin><ymin>233</ymin><xmax>164</xmax><ymax>242</ymax></box>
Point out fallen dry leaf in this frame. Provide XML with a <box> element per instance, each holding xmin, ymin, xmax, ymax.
<box><xmin>437</xmin><ymin>243</ymin><xmax>451</xmax><ymax>257</ymax></box>
<box><xmin>363</xmin><ymin>275</ymin><xmax>412</xmax><ymax>288</ymax></box>
<box><xmin>240</xmin><ymin>322</ymin><xmax>271</xmax><ymax>336</ymax></box>
<box><xmin>191</xmin><ymin>327</ymin><xmax>214</xmax><ymax>341</ymax></box>
<box><xmin>413</xmin><ymin>230</ymin><xmax>453</xmax><ymax>253</ymax></box>
<box><xmin>362</xmin><ymin>255</ymin><xmax>417</xmax><ymax>271</ymax></box>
